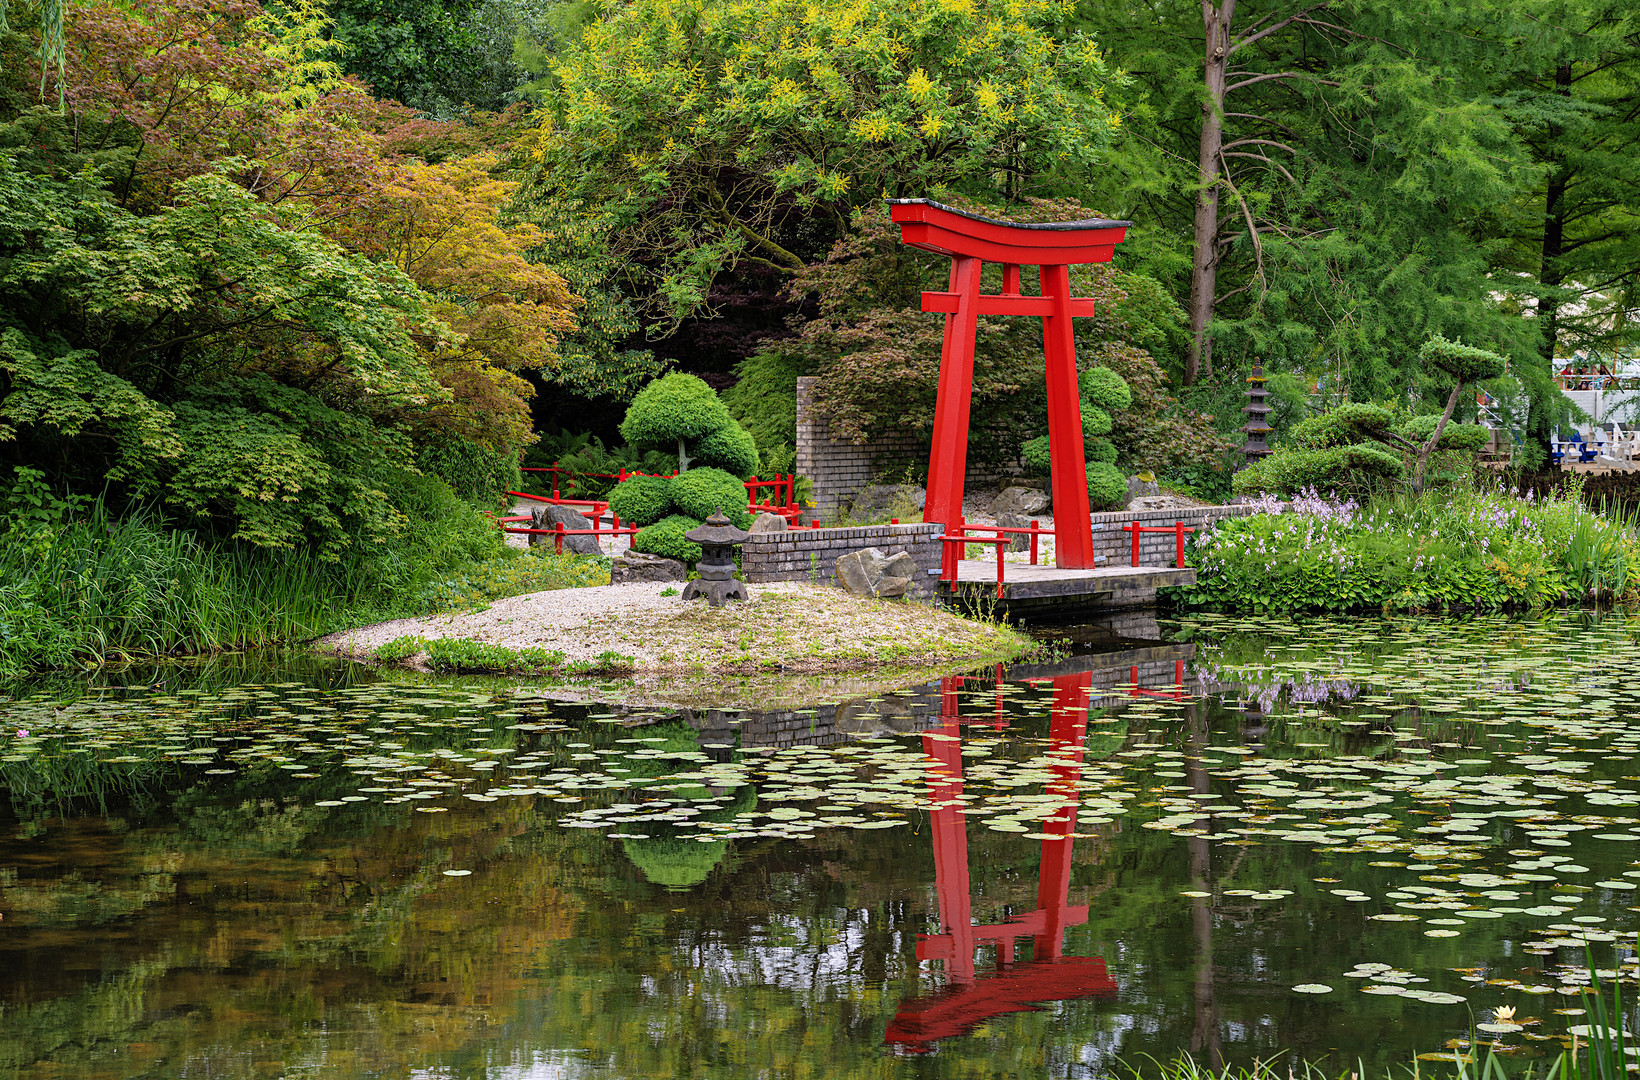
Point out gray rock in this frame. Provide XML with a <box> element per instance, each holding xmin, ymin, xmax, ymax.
<box><xmin>875</xmin><ymin>575</ymin><xmax>913</xmax><ymax>598</ymax></box>
<box><xmin>851</xmin><ymin>484</ymin><xmax>926</xmax><ymax>516</ymax></box>
<box><xmin>834</xmin><ymin>548</ymin><xmax>887</xmax><ymax>595</ymax></box>
<box><xmin>996</xmin><ymin>511</ymin><xmax>1033</xmax><ymax>552</ymax></box>
<box><xmin>531</xmin><ymin>504</ymin><xmax>602</xmax><ymax>555</ymax></box>
<box><xmin>882</xmin><ymin>551</ymin><xmax>919</xmax><ymax>581</ymax></box>
<box><xmin>1125</xmin><ymin>475</ymin><xmax>1161</xmax><ymax>506</ymax></box>
<box><xmin>991</xmin><ymin>486</ymin><xmax>1050</xmax><ymax>517</ymax></box>
<box><xmin>609</xmin><ymin>551</ymin><xmax>687</xmax><ymax>584</ymax></box>
<box><xmin>835</xmin><ymin>547</ymin><xmax>921</xmax><ymax>598</ymax></box>
<box><xmin>749</xmin><ymin>512</ymin><xmax>788</xmax><ymax>534</ymax></box>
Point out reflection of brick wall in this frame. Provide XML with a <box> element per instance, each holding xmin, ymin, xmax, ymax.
<box><xmin>1091</xmin><ymin>505</ymin><xmax>1260</xmax><ymax>567</ymax></box>
<box><xmin>795</xmin><ymin>377</ymin><xmax>924</xmax><ymax>518</ymax></box>
<box><xmin>741</xmin><ymin>522</ymin><xmax>943</xmax><ymax>595</ymax></box>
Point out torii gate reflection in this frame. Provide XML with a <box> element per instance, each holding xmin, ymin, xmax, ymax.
<box><xmin>884</xmin><ymin>672</ymin><xmax>1118</xmax><ymax>1052</ymax></box>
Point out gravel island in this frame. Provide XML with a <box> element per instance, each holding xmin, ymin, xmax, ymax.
<box><xmin>317</xmin><ymin>581</ymin><xmax>1032</xmax><ymax>678</ymax></box>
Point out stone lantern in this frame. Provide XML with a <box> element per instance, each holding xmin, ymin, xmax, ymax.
<box><xmin>682</xmin><ymin>511</ymin><xmax>751</xmax><ymax>607</ymax></box>
<box><xmin>1241</xmin><ymin>364</ymin><xmax>1274</xmax><ymax>469</ymax></box>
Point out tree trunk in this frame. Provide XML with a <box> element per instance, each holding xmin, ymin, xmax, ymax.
<box><xmin>1412</xmin><ymin>379</ymin><xmax>1464</xmax><ymax>492</ymax></box>
<box><xmin>677</xmin><ymin>438</ymin><xmax>692</xmax><ymax>472</ymax></box>
<box><xmin>1525</xmin><ymin>62</ymin><xmax>1573</xmax><ymax>468</ymax></box>
<box><xmin>1536</xmin><ymin>63</ymin><xmax>1574</xmax><ymax>367</ymax></box>
<box><xmin>1185</xmin><ymin>0</ymin><xmax>1234</xmax><ymax>387</ymax></box>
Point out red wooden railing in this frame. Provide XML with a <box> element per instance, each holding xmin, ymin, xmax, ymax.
<box><xmin>501</xmin><ymin>465</ymin><xmax>818</xmax><ymax>547</ymax></box>
<box><xmin>1119</xmin><ymin>520</ymin><xmax>1196</xmax><ymax>567</ymax></box>
<box><xmin>935</xmin><ymin>518</ymin><xmax>1056</xmax><ymax>598</ymax></box>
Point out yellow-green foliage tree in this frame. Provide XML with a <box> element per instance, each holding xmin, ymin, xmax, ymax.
<box><xmin>520</xmin><ymin>0</ymin><xmax>1122</xmax><ymax>322</ymax></box>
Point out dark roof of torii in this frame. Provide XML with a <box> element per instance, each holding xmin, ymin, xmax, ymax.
<box><xmin>887</xmin><ymin>199</ymin><xmax>1131</xmax><ymax>265</ymax></box>
<box><xmin>886</xmin><ymin>198</ymin><xmax>1130</xmax><ymax>231</ymax></box>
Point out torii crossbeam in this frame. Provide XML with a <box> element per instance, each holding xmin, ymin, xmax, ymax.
<box><xmin>887</xmin><ymin>199</ymin><xmax>1130</xmax><ymax>569</ymax></box>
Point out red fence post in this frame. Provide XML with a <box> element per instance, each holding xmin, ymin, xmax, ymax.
<box><xmin>994</xmin><ymin>538</ymin><xmax>1005</xmax><ymax>600</ymax></box>
<box><xmin>554</xmin><ymin>522</ymin><xmax>564</xmax><ymax>555</ymax></box>
<box><xmin>1029</xmin><ymin>519</ymin><xmax>1039</xmax><ymax>565</ymax></box>
<box><xmin>1175</xmin><ymin>520</ymin><xmax>1186</xmax><ymax>567</ymax></box>
<box><xmin>1130</xmin><ymin>523</ymin><xmax>1141</xmax><ymax>567</ymax></box>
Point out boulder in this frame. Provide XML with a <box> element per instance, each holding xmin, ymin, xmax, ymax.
<box><xmin>749</xmin><ymin>512</ymin><xmax>788</xmax><ymax>534</ymax></box>
<box><xmin>531</xmin><ymin>504</ymin><xmax>602</xmax><ymax>555</ymax></box>
<box><xmin>996</xmin><ymin>511</ymin><xmax>1033</xmax><ymax>552</ymax></box>
<box><xmin>850</xmin><ymin>484</ymin><xmax>926</xmax><ymax>517</ymax></box>
<box><xmin>1124</xmin><ymin>475</ymin><xmax>1161</xmax><ymax>507</ymax></box>
<box><xmin>991</xmin><ymin>486</ymin><xmax>1050</xmax><ymax>517</ymax></box>
<box><xmin>609</xmin><ymin>551</ymin><xmax>687</xmax><ymax>584</ymax></box>
<box><xmin>833</xmin><ymin>547</ymin><xmax>921</xmax><ymax>598</ymax></box>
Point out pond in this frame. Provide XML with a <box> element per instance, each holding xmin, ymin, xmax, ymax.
<box><xmin>1</xmin><ymin>613</ymin><xmax>1638</xmax><ymax>1079</ymax></box>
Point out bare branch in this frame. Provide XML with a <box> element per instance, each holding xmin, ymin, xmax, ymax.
<box><xmin>1223</xmin><ymin>137</ymin><xmax>1298</xmax><ymax>154</ymax></box>
<box><xmin>1227</xmin><ymin>3</ymin><xmax>1329</xmax><ymax>56</ymax></box>
<box><xmin>1226</xmin><ymin>71</ymin><xmax>1341</xmax><ymax>94</ymax></box>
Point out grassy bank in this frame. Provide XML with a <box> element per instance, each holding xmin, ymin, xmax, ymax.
<box><xmin>0</xmin><ymin>498</ymin><xmax>605</xmax><ymax>679</ymax></box>
<box><xmin>1172</xmin><ymin>484</ymin><xmax>1640</xmax><ymax>613</ymax></box>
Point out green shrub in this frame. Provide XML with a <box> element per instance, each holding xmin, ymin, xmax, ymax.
<box><xmin>607</xmin><ymin>475</ymin><xmax>675</xmax><ymax>526</ymax></box>
<box><xmin>1232</xmin><ymin>443</ymin><xmax>1405</xmax><ymax>497</ymax></box>
<box><xmin>1173</xmin><ymin>486</ymin><xmax>1637</xmax><ymax>613</ymax></box>
<box><xmin>375</xmin><ymin>636</ymin><xmax>428</xmax><ymax>662</ymax></box>
<box><xmin>1420</xmin><ymin>334</ymin><xmax>1506</xmax><ymax>382</ymax></box>
<box><xmin>1022</xmin><ymin>435</ymin><xmax>1117</xmax><ymax>474</ymax></box>
<box><xmin>692</xmin><ymin>420</ymin><xmax>760</xmax><ymax>478</ymax></box>
<box><xmin>1082</xmin><ymin>366</ymin><xmax>1133</xmax><ymax>411</ymax></box>
<box><xmin>1021</xmin><ymin>435</ymin><xmax>1051</xmax><ymax>475</ymax></box>
<box><xmin>632</xmin><ymin>514</ymin><xmax>704</xmax><ymax>562</ymax></box>
<box><xmin>1395</xmin><ymin>413</ymin><xmax>1489</xmax><ymax>451</ymax></box>
<box><xmin>416</xmin><ymin>440</ymin><xmax>520</xmax><ymax>507</ymax></box>
<box><xmin>670</xmin><ymin>468</ymin><xmax>753</xmax><ymax>527</ymax></box>
<box><xmin>425</xmin><ymin>637</ymin><xmax>566</xmax><ymax>674</ymax></box>
<box><xmin>1087</xmin><ymin>461</ymin><xmax>1127</xmax><ymax>509</ymax></box>
<box><xmin>1286</xmin><ymin>403</ymin><xmax>1398</xmax><ymax>450</ymax></box>
<box><xmin>620</xmin><ymin>373</ymin><xmax>747</xmax><ymax>473</ymax></box>
<box><xmin>1082</xmin><ymin>405</ymin><xmax>1113</xmax><ymax>439</ymax></box>
<box><xmin>722</xmin><ymin>349</ymin><xmax>808</xmax><ymax>475</ymax></box>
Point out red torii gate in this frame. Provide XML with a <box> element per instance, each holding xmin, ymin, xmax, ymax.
<box><xmin>884</xmin><ymin>672</ymin><xmax>1118</xmax><ymax>1051</ymax></box>
<box><xmin>887</xmin><ymin>199</ymin><xmax>1130</xmax><ymax>569</ymax></box>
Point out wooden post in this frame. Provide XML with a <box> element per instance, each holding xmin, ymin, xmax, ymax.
<box><xmin>924</xmin><ymin>257</ymin><xmax>983</xmax><ymax>534</ymax></box>
<box><xmin>1040</xmin><ymin>264</ymin><xmax>1095</xmax><ymax>568</ymax></box>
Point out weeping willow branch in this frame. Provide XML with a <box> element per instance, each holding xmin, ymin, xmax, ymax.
<box><xmin>0</xmin><ymin>0</ymin><xmax>68</xmax><ymax>110</ymax></box>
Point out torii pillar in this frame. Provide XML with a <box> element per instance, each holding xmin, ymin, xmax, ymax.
<box><xmin>887</xmin><ymin>199</ymin><xmax>1130</xmax><ymax>569</ymax></box>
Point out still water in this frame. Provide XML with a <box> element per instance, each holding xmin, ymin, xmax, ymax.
<box><xmin>1</xmin><ymin>613</ymin><xmax>1638</xmax><ymax>1079</ymax></box>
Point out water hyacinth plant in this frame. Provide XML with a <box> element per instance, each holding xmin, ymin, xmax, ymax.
<box><xmin>1174</xmin><ymin>485</ymin><xmax>1639</xmax><ymax>613</ymax></box>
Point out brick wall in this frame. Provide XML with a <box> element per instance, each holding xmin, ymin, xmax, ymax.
<box><xmin>1091</xmin><ymin>504</ymin><xmax>1260</xmax><ymax>567</ymax></box>
<box><xmin>741</xmin><ymin>522</ymin><xmax>944</xmax><ymax>595</ymax></box>
<box><xmin>795</xmin><ymin>377</ymin><xmax>924</xmax><ymax>518</ymax></box>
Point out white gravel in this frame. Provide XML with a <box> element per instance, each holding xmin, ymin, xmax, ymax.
<box><xmin>318</xmin><ymin>581</ymin><xmax>685</xmax><ymax>658</ymax></box>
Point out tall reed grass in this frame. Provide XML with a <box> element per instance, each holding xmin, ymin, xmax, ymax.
<box><xmin>0</xmin><ymin>496</ymin><xmax>606</xmax><ymax>677</ymax></box>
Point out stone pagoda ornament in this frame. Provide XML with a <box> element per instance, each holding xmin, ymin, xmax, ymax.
<box><xmin>1241</xmin><ymin>364</ymin><xmax>1274</xmax><ymax>469</ymax></box>
<box><xmin>681</xmin><ymin>511</ymin><xmax>751</xmax><ymax>607</ymax></box>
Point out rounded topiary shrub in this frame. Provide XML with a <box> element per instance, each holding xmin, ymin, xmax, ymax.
<box><xmin>620</xmin><ymin>373</ymin><xmax>735</xmax><ymax>447</ymax></box>
<box><xmin>1021</xmin><ymin>435</ymin><xmax>1051</xmax><ymax>475</ymax></box>
<box><xmin>669</xmin><ymin>467</ymin><xmax>753</xmax><ymax>528</ymax></box>
<box><xmin>631</xmin><ymin>514</ymin><xmax>704</xmax><ymax>562</ymax></box>
<box><xmin>1082</xmin><ymin>366</ymin><xmax>1133</xmax><ymax>412</ymax></box>
<box><xmin>1082</xmin><ymin>405</ymin><xmax>1113</xmax><ymax>439</ymax></box>
<box><xmin>1087</xmin><ymin>437</ymin><xmax>1118</xmax><ymax>465</ymax></box>
<box><xmin>1086</xmin><ymin>461</ymin><xmax>1127</xmax><ymax>509</ymax></box>
<box><xmin>692</xmin><ymin>421</ymin><xmax>760</xmax><ymax>479</ymax></box>
<box><xmin>1023</xmin><ymin>434</ymin><xmax>1119</xmax><ymax>473</ymax></box>
<box><xmin>607</xmin><ymin>474</ymin><xmax>675</xmax><ymax>526</ymax></box>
